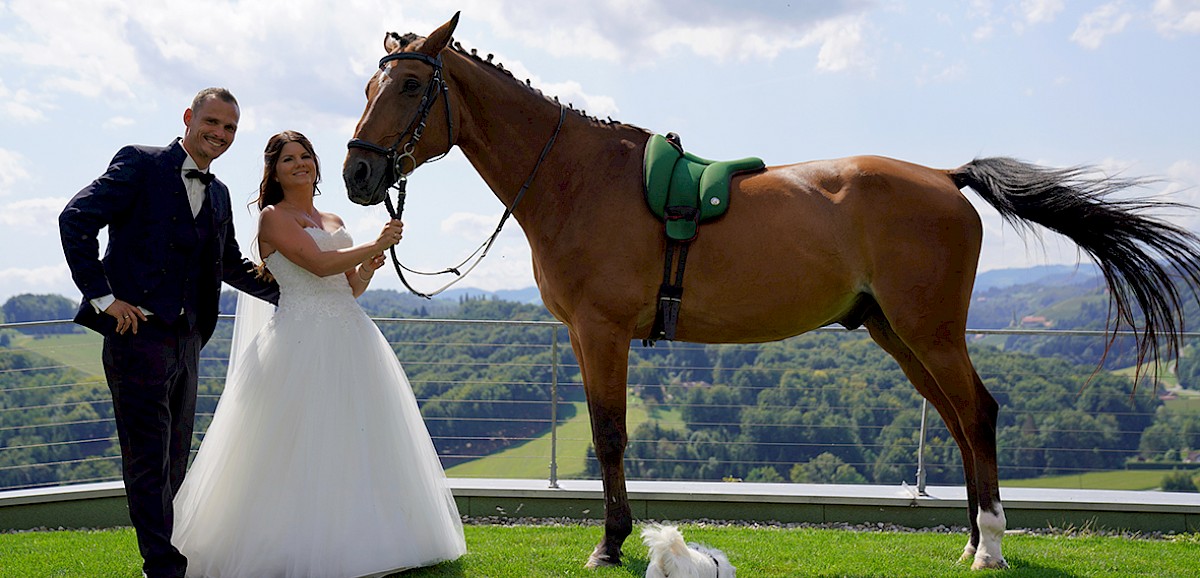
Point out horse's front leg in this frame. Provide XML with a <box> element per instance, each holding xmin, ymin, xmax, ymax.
<box><xmin>569</xmin><ymin>324</ymin><xmax>635</xmax><ymax>568</ymax></box>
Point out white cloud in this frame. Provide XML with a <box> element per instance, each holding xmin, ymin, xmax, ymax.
<box><xmin>0</xmin><ymin>0</ymin><xmax>141</xmax><ymax>100</ymax></box>
<box><xmin>973</xmin><ymin>23</ymin><xmax>996</xmax><ymax>40</ymax></box>
<box><xmin>0</xmin><ymin>196</ymin><xmax>68</xmax><ymax>231</ymax></box>
<box><xmin>445</xmin><ymin>0</ymin><xmax>872</xmax><ymax>69</ymax></box>
<box><xmin>806</xmin><ymin>16</ymin><xmax>871</xmax><ymax>72</ymax></box>
<box><xmin>916</xmin><ymin>58</ymin><xmax>967</xmax><ymax>86</ymax></box>
<box><xmin>103</xmin><ymin>116</ymin><xmax>136</xmax><ymax>130</ymax></box>
<box><xmin>1165</xmin><ymin>159</ymin><xmax>1200</xmax><ymax>183</ymax></box>
<box><xmin>0</xmin><ymin>0</ymin><xmax>870</xmax><ymax>142</ymax></box>
<box><xmin>1152</xmin><ymin>0</ymin><xmax>1200</xmax><ymax>35</ymax></box>
<box><xmin>537</xmin><ymin>80</ymin><xmax>619</xmax><ymax>118</ymax></box>
<box><xmin>0</xmin><ymin>149</ymin><xmax>32</xmax><ymax>195</ymax></box>
<box><xmin>458</xmin><ymin>244</ymin><xmax>536</xmax><ymax>290</ymax></box>
<box><xmin>1159</xmin><ymin>160</ymin><xmax>1200</xmax><ymax>228</ymax></box>
<box><xmin>0</xmin><ymin>81</ymin><xmax>48</xmax><ymax>123</ymax></box>
<box><xmin>484</xmin><ymin>56</ymin><xmax>620</xmax><ymax>117</ymax></box>
<box><xmin>0</xmin><ymin>0</ymin><xmax>402</xmax><ymax>121</ymax></box>
<box><xmin>441</xmin><ymin>212</ymin><xmax>498</xmax><ymax>238</ymax></box>
<box><xmin>0</xmin><ymin>263</ymin><xmax>73</xmax><ymax>298</ymax></box>
<box><xmin>1071</xmin><ymin>2</ymin><xmax>1134</xmax><ymax>49</ymax></box>
<box><xmin>1020</xmin><ymin>0</ymin><xmax>1065</xmax><ymax>24</ymax></box>
<box><xmin>1093</xmin><ymin>156</ymin><xmax>1137</xmax><ymax>178</ymax></box>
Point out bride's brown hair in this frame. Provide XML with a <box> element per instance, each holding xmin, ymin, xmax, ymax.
<box><xmin>253</xmin><ymin>130</ymin><xmax>323</xmax><ymax>280</ymax></box>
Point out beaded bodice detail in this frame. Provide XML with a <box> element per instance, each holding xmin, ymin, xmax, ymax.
<box><xmin>264</xmin><ymin>227</ymin><xmax>359</xmax><ymax>318</ymax></box>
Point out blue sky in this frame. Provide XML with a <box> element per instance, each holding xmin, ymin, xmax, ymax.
<box><xmin>2</xmin><ymin>0</ymin><xmax>1198</xmax><ymax>304</ymax></box>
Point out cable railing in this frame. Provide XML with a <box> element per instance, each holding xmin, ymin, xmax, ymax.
<box><xmin>1</xmin><ymin>317</ymin><xmax>1198</xmax><ymax>494</ymax></box>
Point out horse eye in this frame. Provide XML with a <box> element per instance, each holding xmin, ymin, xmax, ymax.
<box><xmin>403</xmin><ymin>79</ymin><xmax>422</xmax><ymax>93</ymax></box>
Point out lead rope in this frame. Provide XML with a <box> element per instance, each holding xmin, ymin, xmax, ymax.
<box><xmin>383</xmin><ymin>103</ymin><xmax>567</xmax><ymax>299</ymax></box>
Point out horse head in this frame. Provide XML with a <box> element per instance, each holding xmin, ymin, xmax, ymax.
<box><xmin>343</xmin><ymin>12</ymin><xmax>460</xmax><ymax>206</ymax></box>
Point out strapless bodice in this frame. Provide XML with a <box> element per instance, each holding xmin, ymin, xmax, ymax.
<box><xmin>263</xmin><ymin>227</ymin><xmax>361</xmax><ymax>320</ymax></box>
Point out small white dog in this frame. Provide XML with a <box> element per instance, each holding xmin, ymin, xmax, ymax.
<box><xmin>641</xmin><ymin>524</ymin><xmax>736</xmax><ymax>578</ymax></box>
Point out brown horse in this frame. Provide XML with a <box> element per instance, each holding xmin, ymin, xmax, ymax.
<box><xmin>343</xmin><ymin>13</ymin><xmax>1200</xmax><ymax>571</ymax></box>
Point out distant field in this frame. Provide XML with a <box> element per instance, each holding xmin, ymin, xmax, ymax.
<box><xmin>1163</xmin><ymin>389</ymin><xmax>1200</xmax><ymax>415</ymax></box>
<box><xmin>1111</xmin><ymin>361</ymin><xmax>1180</xmax><ymax>390</ymax></box>
<box><xmin>446</xmin><ymin>396</ymin><xmax>681</xmax><ymax>480</ymax></box>
<box><xmin>1001</xmin><ymin>469</ymin><xmax>1175</xmax><ymax>491</ymax></box>
<box><xmin>11</xmin><ymin>332</ymin><xmax>104</xmax><ymax>376</ymax></box>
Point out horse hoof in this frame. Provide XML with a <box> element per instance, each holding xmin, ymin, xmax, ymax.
<box><xmin>959</xmin><ymin>545</ymin><xmax>976</xmax><ymax>563</ymax></box>
<box><xmin>585</xmin><ymin>545</ymin><xmax>620</xmax><ymax>568</ymax></box>
<box><xmin>970</xmin><ymin>555</ymin><xmax>1009</xmax><ymax>570</ymax></box>
<box><xmin>585</xmin><ymin>554</ymin><xmax>619</xmax><ymax>568</ymax></box>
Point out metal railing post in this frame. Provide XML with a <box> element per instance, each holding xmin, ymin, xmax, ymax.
<box><xmin>916</xmin><ymin>398</ymin><xmax>929</xmax><ymax>496</ymax></box>
<box><xmin>548</xmin><ymin>326</ymin><xmax>560</xmax><ymax>488</ymax></box>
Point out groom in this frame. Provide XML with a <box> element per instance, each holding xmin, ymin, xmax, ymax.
<box><xmin>59</xmin><ymin>87</ymin><xmax>279</xmax><ymax>578</ymax></box>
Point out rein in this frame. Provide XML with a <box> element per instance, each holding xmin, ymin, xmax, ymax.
<box><xmin>347</xmin><ymin>50</ymin><xmax>567</xmax><ymax>299</ymax></box>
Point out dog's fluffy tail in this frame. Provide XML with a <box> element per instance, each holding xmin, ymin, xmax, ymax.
<box><xmin>642</xmin><ymin>524</ymin><xmax>692</xmax><ymax>577</ymax></box>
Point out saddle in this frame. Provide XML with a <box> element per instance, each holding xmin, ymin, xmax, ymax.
<box><xmin>643</xmin><ymin>133</ymin><xmax>766</xmax><ymax>242</ymax></box>
<box><xmin>641</xmin><ymin>133</ymin><xmax>766</xmax><ymax>344</ymax></box>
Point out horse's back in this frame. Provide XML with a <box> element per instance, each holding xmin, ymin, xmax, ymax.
<box><xmin>672</xmin><ymin>154</ymin><xmax>983</xmax><ymax>341</ymax></box>
<box><xmin>735</xmin><ymin>154</ymin><xmax>982</xmax><ymax>251</ymax></box>
<box><xmin>750</xmin><ymin>155</ymin><xmax>984</xmax><ymax>330</ymax></box>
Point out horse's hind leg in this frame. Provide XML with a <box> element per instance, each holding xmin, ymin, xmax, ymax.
<box><xmin>864</xmin><ymin>312</ymin><xmax>985</xmax><ymax>562</ymax></box>
<box><xmin>568</xmin><ymin>323</ymin><xmax>634</xmax><ymax>568</ymax></box>
<box><xmin>864</xmin><ymin>307</ymin><xmax>1007</xmax><ymax>570</ymax></box>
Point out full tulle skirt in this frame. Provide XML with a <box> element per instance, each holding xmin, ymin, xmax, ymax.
<box><xmin>172</xmin><ymin>294</ymin><xmax>464</xmax><ymax>578</ymax></box>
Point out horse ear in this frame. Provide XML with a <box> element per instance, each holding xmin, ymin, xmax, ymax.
<box><xmin>384</xmin><ymin>32</ymin><xmax>403</xmax><ymax>54</ymax></box>
<box><xmin>420</xmin><ymin>11</ymin><xmax>460</xmax><ymax>56</ymax></box>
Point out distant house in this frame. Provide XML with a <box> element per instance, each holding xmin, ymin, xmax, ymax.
<box><xmin>1020</xmin><ymin>315</ymin><xmax>1053</xmax><ymax>328</ymax></box>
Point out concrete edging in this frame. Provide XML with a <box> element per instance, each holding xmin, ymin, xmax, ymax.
<box><xmin>3</xmin><ymin>480</ymin><xmax>1198</xmax><ymax>534</ymax></box>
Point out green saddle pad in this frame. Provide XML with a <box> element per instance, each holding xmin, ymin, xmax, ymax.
<box><xmin>643</xmin><ymin>134</ymin><xmax>765</xmax><ymax>241</ymax></box>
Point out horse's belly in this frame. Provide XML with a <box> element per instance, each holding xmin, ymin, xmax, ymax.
<box><xmin>669</xmin><ymin>267</ymin><xmax>862</xmax><ymax>343</ymax></box>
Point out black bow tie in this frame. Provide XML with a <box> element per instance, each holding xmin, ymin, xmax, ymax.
<box><xmin>185</xmin><ymin>169</ymin><xmax>215</xmax><ymax>185</ymax></box>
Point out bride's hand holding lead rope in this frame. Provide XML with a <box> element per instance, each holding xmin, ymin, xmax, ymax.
<box><xmin>372</xmin><ymin>219</ymin><xmax>404</xmax><ymax>253</ymax></box>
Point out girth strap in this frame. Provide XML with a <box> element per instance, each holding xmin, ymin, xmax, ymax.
<box><xmin>645</xmin><ymin>240</ymin><xmax>690</xmax><ymax>346</ymax></box>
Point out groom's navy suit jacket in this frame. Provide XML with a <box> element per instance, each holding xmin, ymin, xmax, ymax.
<box><xmin>60</xmin><ymin>139</ymin><xmax>278</xmax><ymax>343</ymax></box>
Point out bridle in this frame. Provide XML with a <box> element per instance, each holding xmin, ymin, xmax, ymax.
<box><xmin>347</xmin><ymin>49</ymin><xmax>565</xmax><ymax>299</ymax></box>
<box><xmin>347</xmin><ymin>51</ymin><xmax>454</xmax><ymax>188</ymax></box>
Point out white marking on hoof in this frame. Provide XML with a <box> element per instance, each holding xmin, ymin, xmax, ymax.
<box><xmin>971</xmin><ymin>555</ymin><xmax>1010</xmax><ymax>570</ymax></box>
<box><xmin>585</xmin><ymin>545</ymin><xmax>619</xmax><ymax>568</ymax></box>
<box><xmin>972</xmin><ymin>504</ymin><xmax>1008</xmax><ymax>570</ymax></box>
<box><xmin>959</xmin><ymin>542</ymin><xmax>976</xmax><ymax>563</ymax></box>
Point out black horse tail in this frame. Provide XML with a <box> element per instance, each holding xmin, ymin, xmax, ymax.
<box><xmin>951</xmin><ymin>156</ymin><xmax>1200</xmax><ymax>384</ymax></box>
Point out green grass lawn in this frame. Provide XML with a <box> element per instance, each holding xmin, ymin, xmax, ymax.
<box><xmin>2</xmin><ymin>524</ymin><xmax>1198</xmax><ymax>577</ymax></box>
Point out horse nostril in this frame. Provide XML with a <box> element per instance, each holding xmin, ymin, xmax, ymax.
<box><xmin>353</xmin><ymin>161</ymin><xmax>371</xmax><ymax>186</ymax></box>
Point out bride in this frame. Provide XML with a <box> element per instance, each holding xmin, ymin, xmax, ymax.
<box><xmin>172</xmin><ymin>130</ymin><xmax>465</xmax><ymax>577</ymax></box>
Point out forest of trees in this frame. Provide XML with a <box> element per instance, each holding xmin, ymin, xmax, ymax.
<box><xmin>1</xmin><ymin>293</ymin><xmax>80</xmax><ymax>335</ymax></box>
<box><xmin>605</xmin><ymin>333</ymin><xmax>1168</xmax><ymax>485</ymax></box>
<box><xmin>3</xmin><ymin>282</ymin><xmax>1200</xmax><ymax>491</ymax></box>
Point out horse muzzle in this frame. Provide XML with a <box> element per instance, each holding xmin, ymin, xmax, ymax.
<box><xmin>342</xmin><ymin>151</ymin><xmax>390</xmax><ymax>206</ymax></box>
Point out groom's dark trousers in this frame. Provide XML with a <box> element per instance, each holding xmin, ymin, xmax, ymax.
<box><xmin>60</xmin><ymin>139</ymin><xmax>278</xmax><ymax>578</ymax></box>
<box><xmin>103</xmin><ymin>313</ymin><xmax>202</xmax><ymax>576</ymax></box>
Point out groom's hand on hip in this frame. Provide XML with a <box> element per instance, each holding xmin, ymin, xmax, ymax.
<box><xmin>105</xmin><ymin>300</ymin><xmax>147</xmax><ymax>335</ymax></box>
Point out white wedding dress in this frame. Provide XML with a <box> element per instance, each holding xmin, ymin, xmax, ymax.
<box><xmin>173</xmin><ymin>227</ymin><xmax>465</xmax><ymax>578</ymax></box>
